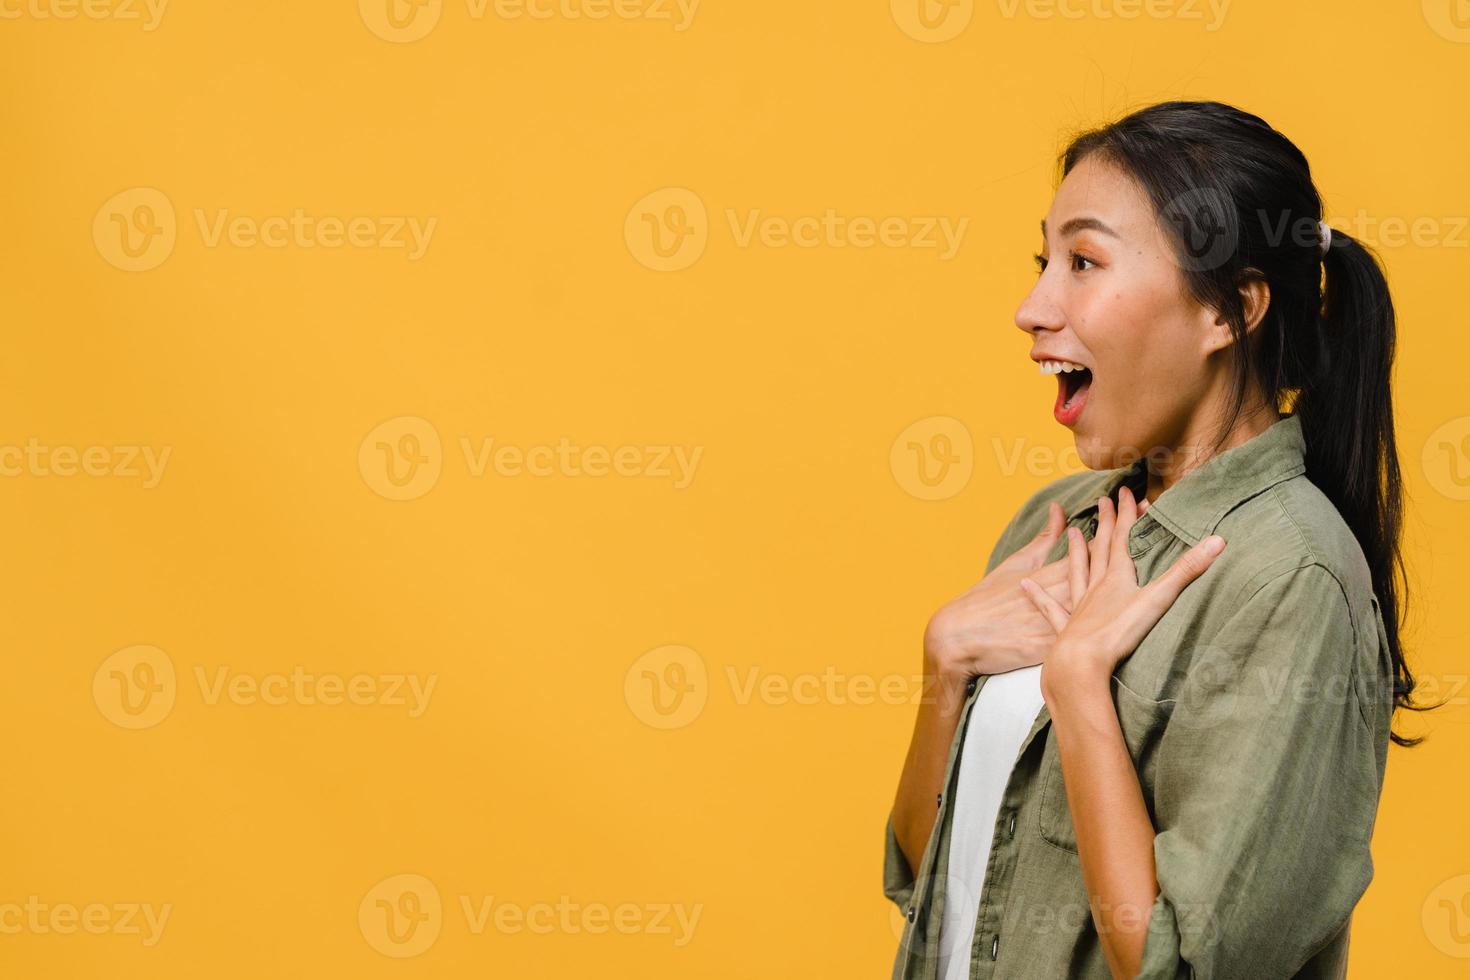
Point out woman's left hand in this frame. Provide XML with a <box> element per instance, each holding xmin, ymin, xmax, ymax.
<box><xmin>1019</xmin><ymin>485</ymin><xmax>1226</xmax><ymax>695</ymax></box>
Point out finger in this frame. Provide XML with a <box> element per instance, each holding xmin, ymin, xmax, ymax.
<box><xmin>1137</xmin><ymin>496</ymin><xmax>1151</xmax><ymax>515</ymax></box>
<box><xmin>1019</xmin><ymin>577</ymin><xmax>1071</xmax><ymax>633</ymax></box>
<box><xmin>1066</xmin><ymin>526</ymin><xmax>1088</xmax><ymax>609</ymax></box>
<box><xmin>1126</xmin><ymin>535</ymin><xmax>1226</xmax><ymax>637</ymax></box>
<box><xmin>1090</xmin><ymin>495</ymin><xmax>1114</xmax><ymax>581</ymax></box>
<box><xmin>1111</xmin><ymin>485</ymin><xmax>1139</xmax><ymax>565</ymax></box>
<box><xmin>974</xmin><ymin>501</ymin><xmax>1065</xmax><ymax>590</ymax></box>
<box><xmin>1020</xmin><ymin>501</ymin><xmax>1067</xmax><ymax>567</ymax></box>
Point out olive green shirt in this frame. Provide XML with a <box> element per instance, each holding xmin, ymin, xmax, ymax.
<box><xmin>884</xmin><ymin>413</ymin><xmax>1395</xmax><ymax>979</ymax></box>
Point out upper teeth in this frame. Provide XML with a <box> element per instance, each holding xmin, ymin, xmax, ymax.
<box><xmin>1039</xmin><ymin>360</ymin><xmax>1088</xmax><ymax>375</ymax></box>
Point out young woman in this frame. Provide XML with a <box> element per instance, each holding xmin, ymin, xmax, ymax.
<box><xmin>884</xmin><ymin>101</ymin><xmax>1426</xmax><ymax>980</ymax></box>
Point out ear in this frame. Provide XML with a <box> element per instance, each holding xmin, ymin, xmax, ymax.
<box><xmin>1201</xmin><ymin>272</ymin><xmax>1271</xmax><ymax>355</ymax></box>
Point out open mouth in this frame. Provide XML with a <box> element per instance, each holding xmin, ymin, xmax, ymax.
<box><xmin>1039</xmin><ymin>360</ymin><xmax>1093</xmax><ymax>426</ymax></box>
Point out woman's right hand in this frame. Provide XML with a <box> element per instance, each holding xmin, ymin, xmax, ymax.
<box><xmin>891</xmin><ymin>500</ymin><xmax>1080</xmax><ymax>876</ymax></box>
<box><xmin>923</xmin><ymin>501</ymin><xmax>1079</xmax><ymax>688</ymax></box>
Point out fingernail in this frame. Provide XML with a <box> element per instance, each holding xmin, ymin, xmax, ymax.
<box><xmin>1202</xmin><ymin>535</ymin><xmax>1225</xmax><ymax>555</ymax></box>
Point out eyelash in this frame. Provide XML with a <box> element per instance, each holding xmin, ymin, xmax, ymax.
<box><xmin>1033</xmin><ymin>250</ymin><xmax>1097</xmax><ymax>274</ymax></box>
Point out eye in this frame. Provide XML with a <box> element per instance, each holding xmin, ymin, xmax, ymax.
<box><xmin>1032</xmin><ymin>252</ymin><xmax>1047</xmax><ymax>274</ymax></box>
<box><xmin>1069</xmin><ymin>250</ymin><xmax>1097</xmax><ymax>272</ymax></box>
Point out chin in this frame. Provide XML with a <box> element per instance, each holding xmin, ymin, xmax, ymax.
<box><xmin>1069</xmin><ymin>431</ymin><xmax>1110</xmax><ymax>471</ymax></box>
<box><xmin>1070</xmin><ymin>429</ymin><xmax>1139</xmax><ymax>473</ymax></box>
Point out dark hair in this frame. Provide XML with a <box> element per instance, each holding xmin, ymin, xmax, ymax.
<box><xmin>1059</xmin><ymin>100</ymin><xmax>1431</xmax><ymax>747</ymax></box>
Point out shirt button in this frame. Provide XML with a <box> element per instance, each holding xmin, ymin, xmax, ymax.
<box><xmin>991</xmin><ymin>935</ymin><xmax>999</xmax><ymax>960</ymax></box>
<box><xmin>966</xmin><ymin>679</ymin><xmax>977</xmax><ymax>696</ymax></box>
<box><xmin>1007</xmin><ymin>812</ymin><xmax>1016</xmax><ymax>838</ymax></box>
<box><xmin>936</xmin><ymin>793</ymin><xmax>943</xmax><ymax>809</ymax></box>
<box><xmin>906</xmin><ymin>906</ymin><xmax>916</xmax><ymax>923</ymax></box>
<box><xmin>1086</xmin><ymin>516</ymin><xmax>1098</xmax><ymax>535</ymax></box>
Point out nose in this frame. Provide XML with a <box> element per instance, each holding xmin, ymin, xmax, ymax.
<box><xmin>1014</xmin><ymin>274</ymin><xmax>1065</xmax><ymax>339</ymax></box>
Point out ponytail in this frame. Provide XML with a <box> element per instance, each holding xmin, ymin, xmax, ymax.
<box><xmin>1298</xmin><ymin>230</ymin><xmax>1425</xmax><ymax>746</ymax></box>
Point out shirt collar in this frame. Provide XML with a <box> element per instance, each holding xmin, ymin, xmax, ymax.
<box><xmin>1064</xmin><ymin>412</ymin><xmax>1307</xmax><ymax>546</ymax></box>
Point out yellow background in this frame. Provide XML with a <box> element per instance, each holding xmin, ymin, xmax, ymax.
<box><xmin>3</xmin><ymin>0</ymin><xmax>1468</xmax><ymax>975</ymax></box>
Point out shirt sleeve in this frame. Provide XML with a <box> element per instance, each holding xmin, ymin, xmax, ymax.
<box><xmin>1135</xmin><ymin>562</ymin><xmax>1389</xmax><ymax>978</ymax></box>
<box><xmin>883</xmin><ymin>811</ymin><xmax>918</xmax><ymax>912</ymax></box>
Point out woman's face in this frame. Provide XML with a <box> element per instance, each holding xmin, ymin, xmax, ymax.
<box><xmin>1014</xmin><ymin>154</ymin><xmax>1230</xmax><ymax>471</ymax></box>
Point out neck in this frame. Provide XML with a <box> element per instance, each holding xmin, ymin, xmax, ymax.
<box><xmin>1144</xmin><ymin>398</ymin><xmax>1279</xmax><ymax>501</ymax></box>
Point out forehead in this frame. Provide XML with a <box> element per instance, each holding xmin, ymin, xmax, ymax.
<box><xmin>1044</xmin><ymin>155</ymin><xmax>1156</xmax><ymax>241</ymax></box>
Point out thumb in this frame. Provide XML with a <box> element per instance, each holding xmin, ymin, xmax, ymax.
<box><xmin>1132</xmin><ymin>535</ymin><xmax>1226</xmax><ymax>626</ymax></box>
<box><xmin>1021</xmin><ymin>501</ymin><xmax>1066</xmax><ymax>563</ymax></box>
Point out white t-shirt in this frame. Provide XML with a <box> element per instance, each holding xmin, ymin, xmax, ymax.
<box><xmin>936</xmin><ymin>665</ymin><xmax>1046</xmax><ymax>980</ymax></box>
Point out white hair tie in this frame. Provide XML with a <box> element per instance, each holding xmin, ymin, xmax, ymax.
<box><xmin>1318</xmin><ymin>220</ymin><xmax>1332</xmax><ymax>257</ymax></box>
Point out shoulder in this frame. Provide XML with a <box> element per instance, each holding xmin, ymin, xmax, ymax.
<box><xmin>1189</xmin><ymin>476</ymin><xmax>1391</xmax><ymax>738</ymax></box>
<box><xmin>1210</xmin><ymin>473</ymin><xmax>1375</xmax><ymax>638</ymax></box>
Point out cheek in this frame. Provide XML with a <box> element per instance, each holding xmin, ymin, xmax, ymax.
<box><xmin>1078</xmin><ymin>289</ymin><xmax>1200</xmax><ymax>439</ymax></box>
<box><xmin>1074</xmin><ymin>289</ymin><xmax>1160</xmax><ymax>381</ymax></box>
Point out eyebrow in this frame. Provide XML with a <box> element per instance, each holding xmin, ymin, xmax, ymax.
<box><xmin>1039</xmin><ymin>216</ymin><xmax>1121</xmax><ymax>240</ymax></box>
